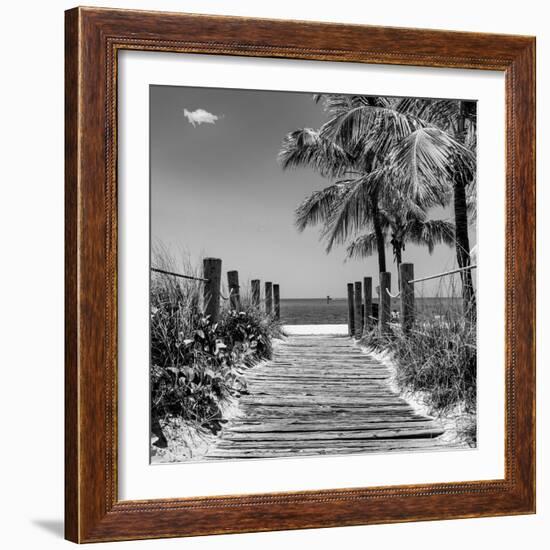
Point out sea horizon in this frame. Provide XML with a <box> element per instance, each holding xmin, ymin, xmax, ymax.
<box><xmin>279</xmin><ymin>296</ymin><xmax>461</xmax><ymax>325</ymax></box>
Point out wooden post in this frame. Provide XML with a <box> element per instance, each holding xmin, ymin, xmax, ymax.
<box><xmin>265</xmin><ymin>282</ymin><xmax>273</xmax><ymax>315</ymax></box>
<box><xmin>363</xmin><ymin>277</ymin><xmax>373</xmax><ymax>332</ymax></box>
<box><xmin>363</xmin><ymin>277</ymin><xmax>372</xmax><ymax>332</ymax></box>
<box><xmin>354</xmin><ymin>281</ymin><xmax>363</xmax><ymax>338</ymax></box>
<box><xmin>379</xmin><ymin>272</ymin><xmax>391</xmax><ymax>336</ymax></box>
<box><xmin>251</xmin><ymin>279</ymin><xmax>260</xmax><ymax>308</ymax></box>
<box><xmin>203</xmin><ymin>258</ymin><xmax>222</xmax><ymax>323</ymax></box>
<box><xmin>400</xmin><ymin>263</ymin><xmax>415</xmax><ymax>333</ymax></box>
<box><xmin>347</xmin><ymin>283</ymin><xmax>355</xmax><ymax>337</ymax></box>
<box><xmin>227</xmin><ymin>270</ymin><xmax>240</xmax><ymax>311</ymax></box>
<box><xmin>273</xmin><ymin>284</ymin><xmax>280</xmax><ymax>320</ymax></box>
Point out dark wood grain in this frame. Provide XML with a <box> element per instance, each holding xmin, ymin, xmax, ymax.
<box><xmin>65</xmin><ymin>6</ymin><xmax>536</xmax><ymax>543</ymax></box>
<box><xmin>64</xmin><ymin>7</ymin><xmax>79</xmax><ymax>543</ymax></box>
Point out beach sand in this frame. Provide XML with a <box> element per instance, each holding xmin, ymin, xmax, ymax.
<box><xmin>282</xmin><ymin>324</ymin><xmax>348</xmax><ymax>336</ymax></box>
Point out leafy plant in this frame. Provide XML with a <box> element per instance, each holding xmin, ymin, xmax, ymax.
<box><xmin>150</xmin><ymin>248</ymin><xmax>282</xmax><ymax>452</ymax></box>
<box><xmin>217</xmin><ymin>307</ymin><xmax>279</xmax><ymax>366</ymax></box>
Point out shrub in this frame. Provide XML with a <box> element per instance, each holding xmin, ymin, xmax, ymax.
<box><xmin>151</xmin><ymin>312</ymin><xmax>248</xmax><ymax>437</ymax></box>
<box><xmin>217</xmin><ymin>302</ymin><xmax>281</xmax><ymax>365</ymax></box>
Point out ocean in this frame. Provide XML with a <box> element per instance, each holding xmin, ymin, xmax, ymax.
<box><xmin>279</xmin><ymin>297</ymin><xmax>462</xmax><ymax>325</ymax></box>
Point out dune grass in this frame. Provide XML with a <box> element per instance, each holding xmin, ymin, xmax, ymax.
<box><xmin>361</xmin><ymin>276</ymin><xmax>477</xmax><ymax>445</ymax></box>
<box><xmin>150</xmin><ymin>247</ymin><xmax>282</xmax><ymax>460</ymax></box>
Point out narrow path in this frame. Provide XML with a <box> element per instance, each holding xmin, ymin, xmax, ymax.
<box><xmin>207</xmin><ymin>334</ymin><xmax>452</xmax><ymax>460</ymax></box>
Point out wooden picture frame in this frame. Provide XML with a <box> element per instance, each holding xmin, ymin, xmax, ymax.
<box><xmin>65</xmin><ymin>6</ymin><xmax>536</xmax><ymax>543</ymax></box>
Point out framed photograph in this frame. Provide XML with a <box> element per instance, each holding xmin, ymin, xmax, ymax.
<box><xmin>65</xmin><ymin>7</ymin><xmax>536</xmax><ymax>543</ymax></box>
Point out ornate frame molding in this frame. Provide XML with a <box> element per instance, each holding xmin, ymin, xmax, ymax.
<box><xmin>65</xmin><ymin>7</ymin><xmax>535</xmax><ymax>542</ymax></box>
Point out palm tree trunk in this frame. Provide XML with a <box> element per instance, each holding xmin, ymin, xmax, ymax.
<box><xmin>454</xmin><ymin>101</ymin><xmax>476</xmax><ymax>323</ymax></box>
<box><xmin>372</xmin><ymin>197</ymin><xmax>387</xmax><ymax>273</ymax></box>
<box><xmin>367</xmin><ymin>154</ymin><xmax>387</xmax><ymax>274</ymax></box>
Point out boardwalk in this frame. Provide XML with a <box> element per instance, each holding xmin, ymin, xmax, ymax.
<box><xmin>207</xmin><ymin>333</ymin><xmax>454</xmax><ymax>460</ymax></box>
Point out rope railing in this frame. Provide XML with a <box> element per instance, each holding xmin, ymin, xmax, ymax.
<box><xmin>384</xmin><ymin>264</ymin><xmax>478</xmax><ymax>299</ymax></box>
<box><xmin>347</xmin><ymin>262</ymin><xmax>477</xmax><ymax>338</ymax></box>
<box><xmin>153</xmin><ymin>261</ymin><xmax>281</xmax><ymax>320</ymax></box>
<box><xmin>386</xmin><ymin>288</ymin><xmax>401</xmax><ymax>299</ymax></box>
<box><xmin>408</xmin><ymin>264</ymin><xmax>477</xmax><ymax>285</ymax></box>
<box><xmin>151</xmin><ymin>267</ymin><xmax>209</xmax><ymax>282</ymax></box>
<box><xmin>219</xmin><ymin>289</ymin><xmax>232</xmax><ymax>301</ymax></box>
<box><xmin>152</xmin><ymin>267</ymin><xmax>233</xmax><ymax>300</ymax></box>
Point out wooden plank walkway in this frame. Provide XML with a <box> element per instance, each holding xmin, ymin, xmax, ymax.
<box><xmin>206</xmin><ymin>334</ymin><xmax>452</xmax><ymax>460</ymax></box>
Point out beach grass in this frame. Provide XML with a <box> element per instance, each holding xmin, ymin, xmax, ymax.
<box><xmin>360</xmin><ymin>276</ymin><xmax>477</xmax><ymax>445</ymax></box>
<box><xmin>150</xmin><ymin>247</ymin><xmax>282</xmax><ymax>462</ymax></box>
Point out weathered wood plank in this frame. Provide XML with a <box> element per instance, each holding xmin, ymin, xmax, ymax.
<box><xmin>248</xmin><ymin>391</ymin><xmax>398</xmax><ymax>398</ymax></box>
<box><xmin>207</xmin><ymin>440</ymin><xmax>463</xmax><ymax>459</ymax></box>
<box><xmin>242</xmin><ymin>410</ymin><xmax>422</xmax><ymax>418</ymax></box>
<box><xmin>214</xmin><ymin>439</ymin><xmax>456</xmax><ymax>451</ymax></box>
<box><xmin>229</xmin><ymin>421</ymin><xmax>439</xmax><ymax>432</ymax></box>
<box><xmin>222</xmin><ymin>428</ymin><xmax>444</xmax><ymax>441</ymax></box>
<box><xmin>241</xmin><ymin>395</ymin><xmax>410</xmax><ymax>408</ymax></box>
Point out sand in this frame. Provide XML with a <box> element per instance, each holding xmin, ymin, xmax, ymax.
<box><xmin>282</xmin><ymin>324</ymin><xmax>348</xmax><ymax>336</ymax></box>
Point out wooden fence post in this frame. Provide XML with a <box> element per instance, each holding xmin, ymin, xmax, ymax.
<box><xmin>379</xmin><ymin>272</ymin><xmax>391</xmax><ymax>336</ymax></box>
<box><xmin>354</xmin><ymin>281</ymin><xmax>363</xmax><ymax>337</ymax></box>
<box><xmin>363</xmin><ymin>277</ymin><xmax>372</xmax><ymax>332</ymax></box>
<box><xmin>203</xmin><ymin>258</ymin><xmax>222</xmax><ymax>323</ymax></box>
<box><xmin>347</xmin><ymin>283</ymin><xmax>355</xmax><ymax>337</ymax></box>
<box><xmin>265</xmin><ymin>282</ymin><xmax>273</xmax><ymax>315</ymax></box>
<box><xmin>251</xmin><ymin>279</ymin><xmax>260</xmax><ymax>308</ymax></box>
<box><xmin>227</xmin><ymin>270</ymin><xmax>240</xmax><ymax>311</ymax></box>
<box><xmin>400</xmin><ymin>263</ymin><xmax>415</xmax><ymax>333</ymax></box>
<box><xmin>273</xmin><ymin>284</ymin><xmax>280</xmax><ymax>320</ymax></box>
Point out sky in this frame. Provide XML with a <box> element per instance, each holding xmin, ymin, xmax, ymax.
<box><xmin>150</xmin><ymin>85</ymin><xmax>475</xmax><ymax>299</ymax></box>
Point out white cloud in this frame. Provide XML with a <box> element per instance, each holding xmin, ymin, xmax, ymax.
<box><xmin>183</xmin><ymin>108</ymin><xmax>219</xmax><ymax>127</ymax></box>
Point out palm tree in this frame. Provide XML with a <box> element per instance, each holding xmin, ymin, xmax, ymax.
<box><xmin>279</xmin><ymin>126</ymin><xmax>389</xmax><ymax>272</ymax></box>
<box><xmin>318</xmin><ymin>95</ymin><xmax>476</xmax><ymax>317</ymax></box>
<box><xmin>390</xmin><ymin>102</ymin><xmax>477</xmax><ymax>319</ymax></box>
<box><xmin>279</xmin><ymin>94</ymin><xmax>477</xmax><ymax>320</ymax></box>
<box><xmin>282</xmin><ymin>95</ymin><xmax>459</xmax><ymax>269</ymax></box>
<box><xmin>278</xmin><ymin>95</ymin><xmax>427</xmax><ymax>273</ymax></box>
<box><xmin>314</xmin><ymin>95</ymin><xmax>434</xmax><ymax>275</ymax></box>
<box><xmin>346</xmin><ymin>211</ymin><xmax>456</xmax><ymax>284</ymax></box>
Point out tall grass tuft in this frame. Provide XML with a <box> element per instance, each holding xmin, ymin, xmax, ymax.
<box><xmin>362</xmin><ymin>272</ymin><xmax>477</xmax><ymax>444</ymax></box>
<box><xmin>386</xmin><ymin>319</ymin><xmax>476</xmax><ymax>414</ymax></box>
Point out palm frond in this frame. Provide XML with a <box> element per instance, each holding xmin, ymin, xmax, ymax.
<box><xmin>278</xmin><ymin>128</ymin><xmax>351</xmax><ymax>178</ymax></box>
<box><xmin>464</xmin><ymin>118</ymin><xmax>477</xmax><ymax>152</ymax></box>
<box><xmin>320</xmin><ymin>94</ymin><xmax>391</xmax><ymax>112</ymax></box>
<box><xmin>466</xmin><ymin>178</ymin><xmax>477</xmax><ymax>221</ymax></box>
<box><xmin>387</xmin><ymin>127</ymin><xmax>474</xmax><ymax>208</ymax></box>
<box><xmin>378</xmin><ymin>186</ymin><xmax>427</xmax><ymax>225</ymax></box>
<box><xmin>345</xmin><ymin>232</ymin><xmax>380</xmax><ymax>260</ymax></box>
<box><xmin>322</xmin><ymin>171</ymin><xmax>384</xmax><ymax>252</ymax></box>
<box><xmin>320</xmin><ymin>100</ymin><xmax>423</xmax><ymax>158</ymax></box>
<box><xmin>294</xmin><ymin>184</ymin><xmax>345</xmax><ymax>232</ymax></box>
<box><xmin>415</xmin><ymin>99</ymin><xmax>460</xmax><ymax>130</ymax></box>
<box><xmin>407</xmin><ymin>219</ymin><xmax>456</xmax><ymax>254</ymax></box>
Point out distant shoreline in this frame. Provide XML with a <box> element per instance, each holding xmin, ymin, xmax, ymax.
<box><xmin>279</xmin><ymin>296</ymin><xmax>462</xmax><ymax>325</ymax></box>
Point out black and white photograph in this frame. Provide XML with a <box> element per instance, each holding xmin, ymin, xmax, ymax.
<box><xmin>149</xmin><ymin>85</ymin><xmax>478</xmax><ymax>464</ymax></box>
<box><xmin>2</xmin><ymin>0</ymin><xmax>543</xmax><ymax>546</ymax></box>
